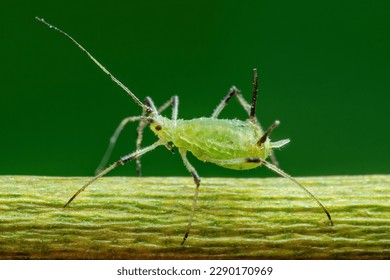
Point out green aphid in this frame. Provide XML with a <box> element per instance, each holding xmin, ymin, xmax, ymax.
<box><xmin>37</xmin><ymin>17</ymin><xmax>333</xmax><ymax>245</ymax></box>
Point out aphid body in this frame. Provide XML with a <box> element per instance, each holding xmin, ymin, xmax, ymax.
<box><xmin>36</xmin><ymin>17</ymin><xmax>332</xmax><ymax>245</ymax></box>
<box><xmin>152</xmin><ymin>117</ymin><xmax>273</xmax><ymax>170</ymax></box>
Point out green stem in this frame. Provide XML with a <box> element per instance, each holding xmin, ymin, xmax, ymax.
<box><xmin>0</xmin><ymin>175</ymin><xmax>389</xmax><ymax>259</ymax></box>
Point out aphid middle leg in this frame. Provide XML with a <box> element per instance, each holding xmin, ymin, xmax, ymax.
<box><xmin>179</xmin><ymin>148</ymin><xmax>201</xmax><ymax>245</ymax></box>
<box><xmin>211</xmin><ymin>86</ymin><xmax>250</xmax><ymax>118</ymax></box>
<box><xmin>211</xmin><ymin>69</ymin><xmax>258</xmax><ymax>120</ymax></box>
<box><xmin>95</xmin><ymin>116</ymin><xmax>154</xmax><ymax>174</ymax></box>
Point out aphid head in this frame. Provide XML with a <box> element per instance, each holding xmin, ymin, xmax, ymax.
<box><xmin>148</xmin><ymin>115</ymin><xmax>168</xmax><ymax>136</ymax></box>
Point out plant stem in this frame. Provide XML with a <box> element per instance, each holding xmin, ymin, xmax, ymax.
<box><xmin>0</xmin><ymin>175</ymin><xmax>389</xmax><ymax>259</ymax></box>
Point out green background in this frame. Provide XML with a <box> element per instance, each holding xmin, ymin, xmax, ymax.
<box><xmin>1</xmin><ymin>0</ymin><xmax>389</xmax><ymax>178</ymax></box>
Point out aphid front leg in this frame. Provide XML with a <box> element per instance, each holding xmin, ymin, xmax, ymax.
<box><xmin>96</xmin><ymin>96</ymin><xmax>179</xmax><ymax>176</ymax></box>
<box><xmin>135</xmin><ymin>108</ymin><xmax>148</xmax><ymax>176</ymax></box>
<box><xmin>65</xmin><ymin>139</ymin><xmax>163</xmax><ymax>207</ymax></box>
<box><xmin>95</xmin><ymin>116</ymin><xmax>152</xmax><ymax>175</ymax></box>
<box><xmin>179</xmin><ymin>148</ymin><xmax>201</xmax><ymax>245</ymax></box>
<box><xmin>135</xmin><ymin>96</ymin><xmax>179</xmax><ymax>175</ymax></box>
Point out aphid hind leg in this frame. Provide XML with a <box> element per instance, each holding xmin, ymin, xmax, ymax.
<box><xmin>211</xmin><ymin>157</ymin><xmax>333</xmax><ymax>226</ymax></box>
<box><xmin>135</xmin><ymin>96</ymin><xmax>179</xmax><ymax>175</ymax></box>
<box><xmin>65</xmin><ymin>140</ymin><xmax>163</xmax><ymax>207</ymax></box>
<box><xmin>95</xmin><ymin>116</ymin><xmax>154</xmax><ymax>175</ymax></box>
<box><xmin>249</xmin><ymin>68</ymin><xmax>259</xmax><ymax>121</ymax></box>
<box><xmin>211</xmin><ymin>69</ymin><xmax>279</xmax><ymax>166</ymax></box>
<box><xmin>248</xmin><ymin>69</ymin><xmax>280</xmax><ymax>165</ymax></box>
<box><xmin>179</xmin><ymin>148</ymin><xmax>201</xmax><ymax>245</ymax></box>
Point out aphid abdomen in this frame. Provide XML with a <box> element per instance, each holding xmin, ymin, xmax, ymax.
<box><xmin>170</xmin><ymin>118</ymin><xmax>271</xmax><ymax>170</ymax></box>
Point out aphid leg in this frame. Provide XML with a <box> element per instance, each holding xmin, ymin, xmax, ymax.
<box><xmin>134</xmin><ymin>96</ymin><xmax>159</xmax><ymax>176</ymax></box>
<box><xmin>179</xmin><ymin>148</ymin><xmax>201</xmax><ymax>245</ymax></box>
<box><xmin>135</xmin><ymin>96</ymin><xmax>179</xmax><ymax>175</ymax></box>
<box><xmin>268</xmin><ymin>150</ymin><xmax>280</xmax><ymax>167</ymax></box>
<box><xmin>248</xmin><ymin>69</ymin><xmax>280</xmax><ymax>166</ymax></box>
<box><xmin>135</xmin><ymin>108</ymin><xmax>148</xmax><ymax>176</ymax></box>
<box><xmin>211</xmin><ymin>69</ymin><xmax>280</xmax><ymax>166</ymax></box>
<box><xmin>212</xmin><ymin>86</ymin><xmax>252</xmax><ymax>118</ymax></box>
<box><xmin>154</xmin><ymin>95</ymin><xmax>179</xmax><ymax>124</ymax></box>
<box><xmin>244</xmin><ymin>69</ymin><xmax>281</xmax><ymax>165</ymax></box>
<box><xmin>95</xmin><ymin>116</ymin><xmax>153</xmax><ymax>175</ymax></box>
<box><xmin>65</xmin><ymin>140</ymin><xmax>163</xmax><ymax>207</ymax></box>
<box><xmin>212</xmin><ymin>86</ymin><xmax>240</xmax><ymax>118</ymax></box>
<box><xmin>212</xmin><ymin>157</ymin><xmax>333</xmax><ymax>226</ymax></box>
<box><xmin>211</xmin><ymin>70</ymin><xmax>260</xmax><ymax>121</ymax></box>
<box><xmin>212</xmin><ymin>69</ymin><xmax>258</xmax><ymax>120</ymax></box>
<box><xmin>249</xmin><ymin>68</ymin><xmax>259</xmax><ymax>121</ymax></box>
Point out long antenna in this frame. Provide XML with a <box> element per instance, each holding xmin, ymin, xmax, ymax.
<box><xmin>35</xmin><ymin>17</ymin><xmax>151</xmax><ymax>113</ymax></box>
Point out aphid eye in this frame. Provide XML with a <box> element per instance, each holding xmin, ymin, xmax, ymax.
<box><xmin>155</xmin><ymin>125</ymin><xmax>162</xmax><ymax>131</ymax></box>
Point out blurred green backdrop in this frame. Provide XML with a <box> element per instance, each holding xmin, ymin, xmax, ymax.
<box><xmin>1</xmin><ymin>0</ymin><xmax>389</xmax><ymax>178</ymax></box>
